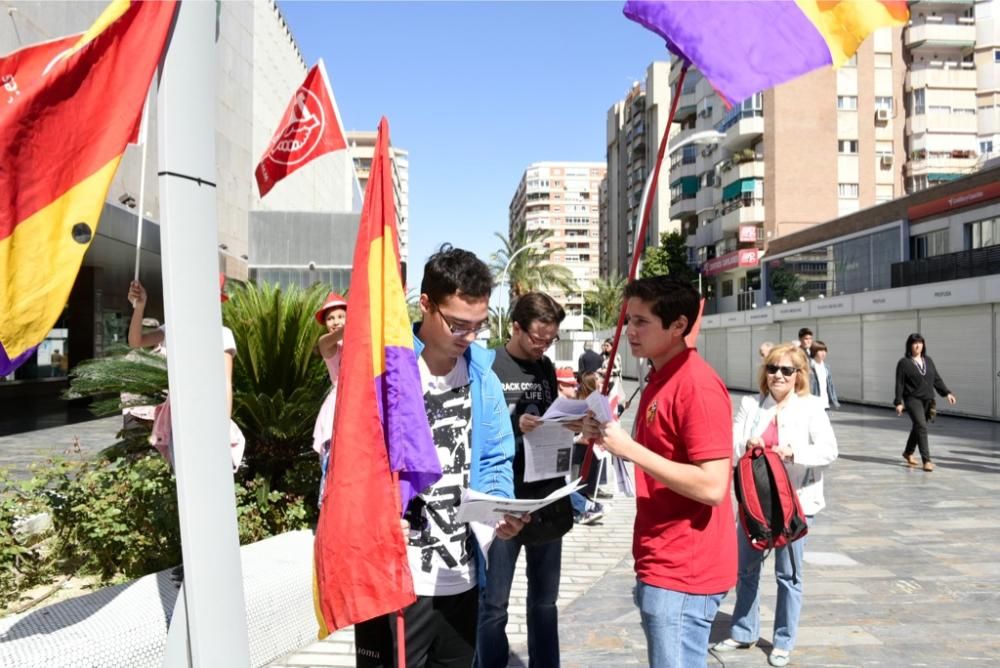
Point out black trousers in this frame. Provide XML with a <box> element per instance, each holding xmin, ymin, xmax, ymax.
<box><xmin>354</xmin><ymin>587</ymin><xmax>479</xmax><ymax>668</ymax></box>
<box><xmin>903</xmin><ymin>396</ymin><xmax>932</xmax><ymax>462</ymax></box>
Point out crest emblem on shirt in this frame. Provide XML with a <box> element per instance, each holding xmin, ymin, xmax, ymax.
<box><xmin>646</xmin><ymin>400</ymin><xmax>657</xmax><ymax>424</ymax></box>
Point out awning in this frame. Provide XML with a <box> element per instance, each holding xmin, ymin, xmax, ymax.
<box><xmin>722</xmin><ymin>177</ymin><xmax>760</xmax><ymax>201</ymax></box>
<box><xmin>927</xmin><ymin>172</ymin><xmax>962</xmax><ymax>183</ymax></box>
<box><xmin>671</xmin><ymin>175</ymin><xmax>700</xmax><ymax>196</ymax></box>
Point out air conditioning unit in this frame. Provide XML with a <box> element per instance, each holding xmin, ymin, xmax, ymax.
<box><xmin>701</xmin><ymin>145</ymin><xmax>716</xmax><ymax>157</ymax></box>
<box><xmin>875</xmin><ymin>108</ymin><xmax>890</xmax><ymax>123</ymax></box>
<box><xmin>880</xmin><ymin>154</ymin><xmax>894</xmax><ymax>167</ymax></box>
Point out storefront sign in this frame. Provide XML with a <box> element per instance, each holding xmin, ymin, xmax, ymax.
<box><xmin>747</xmin><ymin>309</ymin><xmax>774</xmax><ymax>324</ymax></box>
<box><xmin>908</xmin><ymin>181</ymin><xmax>1000</xmax><ymax>221</ymax></box>
<box><xmin>909</xmin><ymin>278</ymin><xmax>981</xmax><ymax>309</ymax></box>
<box><xmin>738</xmin><ymin>225</ymin><xmax>758</xmax><ymax>243</ymax></box>
<box><xmin>809</xmin><ymin>295</ymin><xmax>852</xmax><ymax>317</ymax></box>
<box><xmin>722</xmin><ymin>312</ymin><xmax>746</xmax><ymax>326</ymax></box>
<box><xmin>702</xmin><ymin>248</ymin><xmax>761</xmax><ymax>276</ymax></box>
<box><xmin>853</xmin><ymin>288</ymin><xmax>909</xmax><ymax>314</ymax></box>
<box><xmin>700</xmin><ymin>314</ymin><xmax>721</xmax><ymax>329</ymax></box>
<box><xmin>773</xmin><ymin>302</ymin><xmax>808</xmax><ymax>319</ymax></box>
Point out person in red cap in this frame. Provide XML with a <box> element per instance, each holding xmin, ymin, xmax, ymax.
<box><xmin>312</xmin><ymin>291</ymin><xmax>347</xmax><ymax>502</ymax></box>
<box><xmin>556</xmin><ymin>366</ymin><xmax>578</xmax><ymax>399</ymax></box>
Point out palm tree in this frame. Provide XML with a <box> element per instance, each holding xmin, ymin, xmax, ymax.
<box><xmin>584</xmin><ymin>275</ymin><xmax>627</xmax><ymax>329</ymax></box>
<box><xmin>490</xmin><ymin>227</ymin><xmax>577</xmax><ymax>300</ymax></box>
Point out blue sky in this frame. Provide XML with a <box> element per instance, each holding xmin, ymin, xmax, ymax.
<box><xmin>279</xmin><ymin>0</ymin><xmax>669</xmax><ymax>282</ymax></box>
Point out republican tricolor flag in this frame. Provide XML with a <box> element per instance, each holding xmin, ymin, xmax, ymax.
<box><xmin>313</xmin><ymin>117</ymin><xmax>440</xmax><ymax>635</ymax></box>
<box><xmin>0</xmin><ymin>0</ymin><xmax>177</xmax><ymax>375</ymax></box>
<box><xmin>624</xmin><ymin>0</ymin><xmax>909</xmax><ymax>107</ymax></box>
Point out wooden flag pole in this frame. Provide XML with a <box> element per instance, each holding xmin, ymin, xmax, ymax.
<box><xmin>580</xmin><ymin>62</ymin><xmax>689</xmax><ymax>481</ymax></box>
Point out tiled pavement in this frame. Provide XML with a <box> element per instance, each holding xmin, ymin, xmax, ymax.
<box><xmin>271</xmin><ymin>389</ymin><xmax>1000</xmax><ymax>667</ymax></box>
<box><xmin>0</xmin><ymin>415</ymin><xmax>120</xmax><ymax>479</ymax></box>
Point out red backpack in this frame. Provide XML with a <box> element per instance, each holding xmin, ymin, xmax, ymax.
<box><xmin>734</xmin><ymin>444</ymin><xmax>808</xmax><ymax>552</ymax></box>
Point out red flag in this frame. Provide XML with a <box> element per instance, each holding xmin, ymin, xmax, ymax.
<box><xmin>255</xmin><ymin>59</ymin><xmax>346</xmax><ymax>198</ymax></box>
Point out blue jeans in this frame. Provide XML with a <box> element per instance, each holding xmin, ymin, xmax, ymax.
<box><xmin>477</xmin><ymin>537</ymin><xmax>561</xmax><ymax>668</ymax></box>
<box><xmin>570</xmin><ymin>491</ymin><xmax>590</xmax><ymax>515</ymax></box>
<box><xmin>634</xmin><ymin>580</ymin><xmax>723</xmax><ymax>668</ymax></box>
<box><xmin>729</xmin><ymin>518</ymin><xmax>810</xmax><ymax>651</ymax></box>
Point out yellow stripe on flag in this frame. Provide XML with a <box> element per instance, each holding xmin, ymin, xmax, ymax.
<box><xmin>0</xmin><ymin>156</ymin><xmax>121</xmax><ymax>358</ymax></box>
<box><xmin>795</xmin><ymin>0</ymin><xmax>908</xmax><ymax>67</ymax></box>
<box><xmin>367</xmin><ymin>229</ymin><xmax>416</xmax><ymax>377</ymax></box>
<box><xmin>69</xmin><ymin>0</ymin><xmax>133</xmax><ymax>57</ymax></box>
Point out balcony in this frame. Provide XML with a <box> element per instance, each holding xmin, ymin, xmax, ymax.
<box><xmin>905</xmin><ymin>22</ymin><xmax>975</xmax><ymax>51</ymax></box>
<box><xmin>906</xmin><ymin>111</ymin><xmax>978</xmax><ymax>135</ymax></box>
<box><xmin>905</xmin><ymin>153</ymin><xmax>978</xmax><ymax>177</ymax></box>
<box><xmin>719</xmin><ymin>198</ymin><xmax>765</xmax><ymax>234</ymax></box>
<box><xmin>906</xmin><ymin>66</ymin><xmax>977</xmax><ymax>90</ymax></box>
<box><xmin>696</xmin><ymin>187</ymin><xmax>717</xmax><ymax>214</ymax></box>
<box><xmin>670</xmin><ymin>194</ymin><xmax>698</xmax><ymax>218</ymax></box>
<box><xmin>723</xmin><ymin>115</ymin><xmax>764</xmax><ymax>150</ymax></box>
<box><xmin>891</xmin><ymin>245</ymin><xmax>1000</xmax><ymax>288</ymax></box>
<box><xmin>720</xmin><ymin>157</ymin><xmax>765</xmax><ymax>189</ymax></box>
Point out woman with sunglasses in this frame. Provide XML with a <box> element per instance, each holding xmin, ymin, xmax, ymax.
<box><xmin>893</xmin><ymin>333</ymin><xmax>956</xmax><ymax>472</ymax></box>
<box><xmin>715</xmin><ymin>343</ymin><xmax>838</xmax><ymax>667</ymax></box>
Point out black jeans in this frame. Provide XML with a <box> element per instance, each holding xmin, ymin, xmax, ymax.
<box><xmin>355</xmin><ymin>587</ymin><xmax>479</xmax><ymax>668</ymax></box>
<box><xmin>903</xmin><ymin>397</ymin><xmax>932</xmax><ymax>462</ymax></box>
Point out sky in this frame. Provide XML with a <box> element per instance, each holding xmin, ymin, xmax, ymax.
<box><xmin>279</xmin><ymin>0</ymin><xmax>669</xmax><ymax>283</ymax></box>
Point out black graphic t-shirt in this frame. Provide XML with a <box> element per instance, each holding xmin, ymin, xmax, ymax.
<box><xmin>405</xmin><ymin>355</ymin><xmax>475</xmax><ymax>596</ymax></box>
<box><xmin>491</xmin><ymin>346</ymin><xmax>559</xmax><ymax>496</ymax></box>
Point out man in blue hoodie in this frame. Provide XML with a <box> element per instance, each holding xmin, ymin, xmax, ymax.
<box><xmin>355</xmin><ymin>245</ymin><xmax>525</xmax><ymax>668</ymax></box>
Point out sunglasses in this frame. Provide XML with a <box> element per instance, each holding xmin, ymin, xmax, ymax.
<box><xmin>766</xmin><ymin>364</ymin><xmax>798</xmax><ymax>378</ymax></box>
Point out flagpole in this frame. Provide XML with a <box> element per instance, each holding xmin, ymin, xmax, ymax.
<box><xmin>581</xmin><ymin>62</ymin><xmax>689</xmax><ymax>482</ymax></box>
<box><xmin>132</xmin><ymin>83</ymin><xmax>153</xmax><ymax>284</ymax></box>
<box><xmin>156</xmin><ymin>1</ymin><xmax>250</xmax><ymax>665</ymax></box>
<box><xmin>317</xmin><ymin>59</ymin><xmax>363</xmax><ymax>212</ymax></box>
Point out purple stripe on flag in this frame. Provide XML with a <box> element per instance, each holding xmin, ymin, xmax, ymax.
<box><xmin>623</xmin><ymin>1</ymin><xmax>832</xmax><ymax>105</ymax></box>
<box><xmin>377</xmin><ymin>344</ymin><xmax>441</xmax><ymax>512</ymax></box>
<box><xmin>0</xmin><ymin>343</ymin><xmax>36</xmax><ymax>376</ymax></box>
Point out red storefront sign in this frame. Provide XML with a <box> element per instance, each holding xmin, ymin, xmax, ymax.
<box><xmin>908</xmin><ymin>181</ymin><xmax>1000</xmax><ymax>222</ymax></box>
<box><xmin>703</xmin><ymin>249</ymin><xmax>761</xmax><ymax>276</ymax></box>
<box><xmin>738</xmin><ymin>225</ymin><xmax>758</xmax><ymax>243</ymax></box>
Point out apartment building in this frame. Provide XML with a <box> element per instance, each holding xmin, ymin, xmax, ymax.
<box><xmin>601</xmin><ymin>61</ymin><xmax>674</xmax><ymax>280</ymax></box>
<box><xmin>347</xmin><ymin>131</ymin><xmax>410</xmax><ymax>270</ymax></box>
<box><xmin>509</xmin><ymin>162</ymin><xmax>607</xmax><ymax>317</ymax></box>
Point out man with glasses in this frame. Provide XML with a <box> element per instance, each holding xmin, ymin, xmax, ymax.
<box><xmin>354</xmin><ymin>245</ymin><xmax>525</xmax><ymax>668</ymax></box>
<box><xmin>478</xmin><ymin>292</ymin><xmax>577</xmax><ymax>668</ymax></box>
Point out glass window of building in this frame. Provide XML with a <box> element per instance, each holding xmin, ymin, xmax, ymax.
<box><xmin>838</xmin><ymin>183</ymin><xmax>859</xmax><ymax>198</ymax></box>
<box><xmin>838</xmin><ymin>139</ymin><xmax>859</xmax><ymax>154</ymax></box>
<box><xmin>837</xmin><ymin>95</ymin><xmax>858</xmax><ymax>111</ymax></box>
<box><xmin>913</xmin><ymin>88</ymin><xmax>925</xmax><ymax>115</ymax></box>
<box><xmin>966</xmin><ymin>218</ymin><xmax>1000</xmax><ymax>249</ymax></box>
<box><xmin>910</xmin><ymin>229</ymin><xmax>949</xmax><ymax>259</ymax></box>
<box><xmin>874</xmin><ymin>96</ymin><xmax>893</xmax><ymax>111</ymax></box>
<box><xmin>721</xmin><ymin>280</ymin><xmax>734</xmax><ymax>297</ymax></box>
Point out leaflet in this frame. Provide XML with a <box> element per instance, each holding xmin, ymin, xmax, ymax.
<box><xmin>539</xmin><ymin>397</ymin><xmax>588</xmax><ymax>423</ymax></box>
<box><xmin>455</xmin><ymin>478</ymin><xmax>584</xmax><ymax>524</ymax></box>
<box><xmin>586</xmin><ymin>391</ymin><xmax>615</xmax><ymax>424</ymax></box>
<box><xmin>523</xmin><ymin>422</ymin><xmax>575</xmax><ymax>482</ymax></box>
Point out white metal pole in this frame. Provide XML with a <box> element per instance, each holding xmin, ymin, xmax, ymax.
<box><xmin>498</xmin><ymin>241</ymin><xmax>543</xmax><ymax>339</ymax></box>
<box><xmin>157</xmin><ymin>2</ymin><xmax>250</xmax><ymax>665</ymax></box>
<box><xmin>132</xmin><ymin>83</ymin><xmax>154</xmax><ymax>284</ymax></box>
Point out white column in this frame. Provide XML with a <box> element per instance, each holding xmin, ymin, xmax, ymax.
<box><xmin>157</xmin><ymin>2</ymin><xmax>250</xmax><ymax>665</ymax></box>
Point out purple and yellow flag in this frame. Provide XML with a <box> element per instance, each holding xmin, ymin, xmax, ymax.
<box><xmin>624</xmin><ymin>0</ymin><xmax>909</xmax><ymax>106</ymax></box>
<box><xmin>313</xmin><ymin>117</ymin><xmax>439</xmax><ymax>635</ymax></box>
<box><xmin>0</xmin><ymin>0</ymin><xmax>177</xmax><ymax>373</ymax></box>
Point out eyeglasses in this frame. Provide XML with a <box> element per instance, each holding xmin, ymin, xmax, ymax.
<box><xmin>765</xmin><ymin>364</ymin><xmax>798</xmax><ymax>378</ymax></box>
<box><xmin>434</xmin><ymin>304</ymin><xmax>489</xmax><ymax>337</ymax></box>
<box><xmin>523</xmin><ymin>329</ymin><xmax>560</xmax><ymax>348</ymax></box>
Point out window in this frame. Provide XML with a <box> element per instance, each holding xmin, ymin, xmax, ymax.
<box><xmin>838</xmin><ymin>183</ymin><xmax>859</xmax><ymax>198</ymax></box>
<box><xmin>910</xmin><ymin>229</ymin><xmax>949</xmax><ymax>259</ymax></box>
<box><xmin>721</xmin><ymin>280</ymin><xmax>734</xmax><ymax>298</ymax></box>
<box><xmin>966</xmin><ymin>218</ymin><xmax>1000</xmax><ymax>249</ymax></box>
<box><xmin>913</xmin><ymin>88</ymin><xmax>925</xmax><ymax>115</ymax></box>
<box><xmin>681</xmin><ymin>144</ymin><xmax>697</xmax><ymax>165</ymax></box>
<box><xmin>995</xmin><ymin>49</ymin><xmax>1000</xmax><ymax>64</ymax></box>
<box><xmin>837</xmin><ymin>95</ymin><xmax>858</xmax><ymax>110</ymax></box>
<box><xmin>875</xmin><ymin>96</ymin><xmax>893</xmax><ymax>112</ymax></box>
<box><xmin>981</xmin><ymin>140</ymin><xmax>994</xmax><ymax>155</ymax></box>
<box><xmin>838</xmin><ymin>139</ymin><xmax>859</xmax><ymax>154</ymax></box>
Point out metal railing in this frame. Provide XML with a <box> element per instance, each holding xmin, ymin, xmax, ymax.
<box><xmin>891</xmin><ymin>245</ymin><xmax>1000</xmax><ymax>287</ymax></box>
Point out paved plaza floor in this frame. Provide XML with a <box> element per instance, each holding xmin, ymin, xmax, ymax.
<box><xmin>271</xmin><ymin>388</ymin><xmax>1000</xmax><ymax>667</ymax></box>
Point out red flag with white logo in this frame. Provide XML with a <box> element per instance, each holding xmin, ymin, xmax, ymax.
<box><xmin>255</xmin><ymin>59</ymin><xmax>346</xmax><ymax>198</ymax></box>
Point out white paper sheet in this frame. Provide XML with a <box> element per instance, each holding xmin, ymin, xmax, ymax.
<box><xmin>539</xmin><ymin>397</ymin><xmax>589</xmax><ymax>423</ymax></box>
<box><xmin>455</xmin><ymin>479</ymin><xmax>584</xmax><ymax>524</ymax></box>
<box><xmin>522</xmin><ymin>422</ymin><xmax>575</xmax><ymax>482</ymax></box>
<box><xmin>586</xmin><ymin>391</ymin><xmax>615</xmax><ymax>424</ymax></box>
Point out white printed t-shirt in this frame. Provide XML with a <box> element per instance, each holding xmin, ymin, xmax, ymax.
<box><xmin>405</xmin><ymin>354</ymin><xmax>475</xmax><ymax>597</ymax></box>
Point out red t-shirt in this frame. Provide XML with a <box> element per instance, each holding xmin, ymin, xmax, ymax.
<box><xmin>632</xmin><ymin>347</ymin><xmax>736</xmax><ymax>594</ymax></box>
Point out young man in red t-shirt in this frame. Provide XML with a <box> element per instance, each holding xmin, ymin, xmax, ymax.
<box><xmin>583</xmin><ymin>276</ymin><xmax>736</xmax><ymax>668</ymax></box>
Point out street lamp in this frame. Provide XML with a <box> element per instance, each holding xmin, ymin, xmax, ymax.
<box><xmin>497</xmin><ymin>241</ymin><xmax>545</xmax><ymax>340</ymax></box>
<box><xmin>581</xmin><ymin>314</ymin><xmax>598</xmax><ymax>338</ymax></box>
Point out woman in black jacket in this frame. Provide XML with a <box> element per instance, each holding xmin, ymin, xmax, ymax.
<box><xmin>894</xmin><ymin>333</ymin><xmax>956</xmax><ymax>471</ymax></box>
